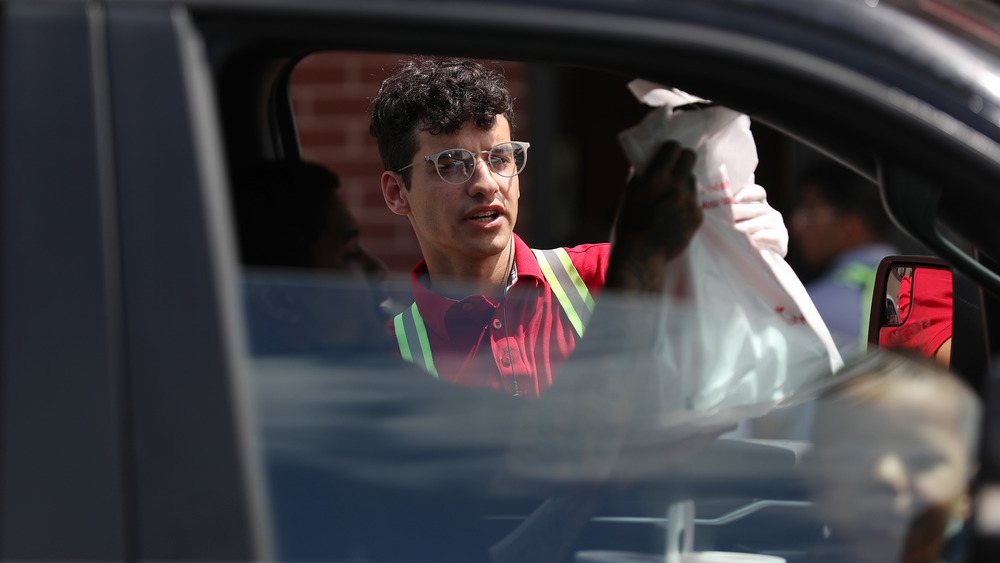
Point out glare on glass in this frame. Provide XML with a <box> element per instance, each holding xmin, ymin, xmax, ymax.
<box><xmin>398</xmin><ymin>141</ymin><xmax>530</xmax><ymax>184</ymax></box>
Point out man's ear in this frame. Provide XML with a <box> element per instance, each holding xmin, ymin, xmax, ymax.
<box><xmin>382</xmin><ymin>171</ymin><xmax>410</xmax><ymax>216</ymax></box>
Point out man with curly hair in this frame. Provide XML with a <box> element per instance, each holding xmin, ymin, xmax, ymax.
<box><xmin>370</xmin><ymin>57</ymin><xmax>705</xmax><ymax>398</ymax></box>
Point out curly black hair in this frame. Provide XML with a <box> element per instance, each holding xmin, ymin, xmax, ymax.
<box><xmin>369</xmin><ymin>57</ymin><xmax>514</xmax><ymax>184</ymax></box>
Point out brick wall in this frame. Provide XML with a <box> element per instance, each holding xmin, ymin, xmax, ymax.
<box><xmin>289</xmin><ymin>52</ymin><xmax>528</xmax><ymax>273</ymax></box>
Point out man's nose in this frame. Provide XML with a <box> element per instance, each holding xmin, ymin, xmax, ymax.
<box><xmin>466</xmin><ymin>157</ymin><xmax>500</xmax><ymax>197</ymax></box>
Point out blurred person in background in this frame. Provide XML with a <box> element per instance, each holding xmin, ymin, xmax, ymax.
<box><xmin>804</xmin><ymin>350</ymin><xmax>980</xmax><ymax>563</ymax></box>
<box><xmin>234</xmin><ymin>159</ymin><xmax>394</xmax><ymax>356</ymax></box>
<box><xmin>790</xmin><ymin>161</ymin><xmax>899</xmax><ymax>358</ymax></box>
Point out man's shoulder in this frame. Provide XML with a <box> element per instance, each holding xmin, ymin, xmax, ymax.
<box><xmin>807</xmin><ymin>274</ymin><xmax>861</xmax><ymax>303</ymax></box>
<box><xmin>563</xmin><ymin>242</ymin><xmax>610</xmax><ymax>274</ymax></box>
<box><xmin>560</xmin><ymin>241</ymin><xmax>611</xmax><ymax>256</ymax></box>
<box><xmin>517</xmin><ymin>235</ymin><xmax>609</xmax><ymax>286</ymax></box>
<box><xmin>834</xmin><ymin>243</ymin><xmax>899</xmax><ymax>270</ymax></box>
<box><xmin>538</xmin><ymin>242</ymin><xmax>610</xmax><ymax>283</ymax></box>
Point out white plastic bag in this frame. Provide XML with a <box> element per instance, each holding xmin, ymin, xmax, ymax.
<box><xmin>619</xmin><ymin>80</ymin><xmax>843</xmax><ymax>428</ymax></box>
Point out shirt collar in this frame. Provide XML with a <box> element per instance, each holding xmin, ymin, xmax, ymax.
<box><xmin>511</xmin><ymin>233</ymin><xmax>544</xmax><ymax>282</ymax></box>
<box><xmin>409</xmin><ymin>233</ymin><xmax>544</xmax><ymax>337</ymax></box>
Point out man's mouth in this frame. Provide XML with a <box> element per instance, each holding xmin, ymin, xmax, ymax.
<box><xmin>469</xmin><ymin>210</ymin><xmax>501</xmax><ymax>222</ymax></box>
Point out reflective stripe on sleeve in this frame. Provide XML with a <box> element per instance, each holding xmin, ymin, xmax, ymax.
<box><xmin>532</xmin><ymin>248</ymin><xmax>595</xmax><ymax>338</ymax></box>
<box><xmin>395</xmin><ymin>247</ymin><xmax>593</xmax><ymax>378</ymax></box>
<box><xmin>393</xmin><ymin>302</ymin><xmax>439</xmax><ymax>378</ymax></box>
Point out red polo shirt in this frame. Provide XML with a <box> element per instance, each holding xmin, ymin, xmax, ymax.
<box><xmin>404</xmin><ymin>234</ymin><xmax>610</xmax><ymax>398</ymax></box>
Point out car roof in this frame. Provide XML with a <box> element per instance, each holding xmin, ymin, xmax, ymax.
<box><xmin>180</xmin><ymin>0</ymin><xmax>1000</xmax><ymax>141</ymax></box>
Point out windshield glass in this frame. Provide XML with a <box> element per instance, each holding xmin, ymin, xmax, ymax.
<box><xmin>231</xmin><ymin>52</ymin><xmax>978</xmax><ymax>563</ymax></box>
<box><xmin>242</xmin><ymin>272</ymin><xmax>977</xmax><ymax>563</ymax></box>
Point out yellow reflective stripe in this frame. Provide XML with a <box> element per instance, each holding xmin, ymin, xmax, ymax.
<box><xmin>533</xmin><ymin>248</ymin><xmax>593</xmax><ymax>338</ymax></box>
<box><xmin>554</xmin><ymin>248</ymin><xmax>595</xmax><ymax>313</ymax></box>
<box><xmin>410</xmin><ymin>304</ymin><xmax>439</xmax><ymax>378</ymax></box>
<box><xmin>860</xmin><ymin>279</ymin><xmax>875</xmax><ymax>353</ymax></box>
<box><xmin>393</xmin><ymin>313</ymin><xmax>414</xmax><ymax>363</ymax></box>
<box><xmin>835</xmin><ymin>262</ymin><xmax>878</xmax><ymax>354</ymax></box>
<box><xmin>393</xmin><ymin>303</ymin><xmax>439</xmax><ymax>379</ymax></box>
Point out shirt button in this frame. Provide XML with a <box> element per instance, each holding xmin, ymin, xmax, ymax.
<box><xmin>462</xmin><ymin>302</ymin><xmax>474</xmax><ymax>312</ymax></box>
<box><xmin>492</xmin><ymin>318</ymin><xmax>502</xmax><ymax>330</ymax></box>
<box><xmin>501</xmin><ymin>353</ymin><xmax>512</xmax><ymax>367</ymax></box>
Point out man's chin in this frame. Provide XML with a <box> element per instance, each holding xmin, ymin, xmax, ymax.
<box><xmin>470</xmin><ymin>232</ymin><xmax>514</xmax><ymax>257</ymax></box>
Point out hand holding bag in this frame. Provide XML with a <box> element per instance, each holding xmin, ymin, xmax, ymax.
<box><xmin>619</xmin><ymin>81</ymin><xmax>843</xmax><ymax>429</ymax></box>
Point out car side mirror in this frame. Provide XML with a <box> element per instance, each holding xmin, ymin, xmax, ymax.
<box><xmin>867</xmin><ymin>255</ymin><xmax>953</xmax><ymax>367</ymax></box>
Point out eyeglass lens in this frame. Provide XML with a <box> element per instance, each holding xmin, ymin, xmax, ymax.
<box><xmin>435</xmin><ymin>142</ymin><xmax>528</xmax><ymax>184</ymax></box>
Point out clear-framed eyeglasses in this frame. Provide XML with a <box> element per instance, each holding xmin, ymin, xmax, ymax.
<box><xmin>397</xmin><ymin>141</ymin><xmax>530</xmax><ymax>184</ymax></box>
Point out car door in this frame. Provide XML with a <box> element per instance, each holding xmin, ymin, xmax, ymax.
<box><xmin>6</xmin><ymin>0</ymin><xmax>999</xmax><ymax>561</ymax></box>
<box><xmin>191</xmin><ymin>1</ymin><xmax>1000</xmax><ymax>562</ymax></box>
<box><xmin>0</xmin><ymin>2</ymin><xmax>270</xmax><ymax>559</ymax></box>
<box><xmin>0</xmin><ymin>2</ymin><xmax>126</xmax><ymax>558</ymax></box>
<box><xmin>105</xmin><ymin>3</ymin><xmax>271</xmax><ymax>560</ymax></box>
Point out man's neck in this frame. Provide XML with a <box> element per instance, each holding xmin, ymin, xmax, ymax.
<box><xmin>423</xmin><ymin>244</ymin><xmax>514</xmax><ymax>301</ymax></box>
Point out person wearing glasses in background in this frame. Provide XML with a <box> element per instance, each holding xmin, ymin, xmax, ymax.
<box><xmin>789</xmin><ymin>161</ymin><xmax>900</xmax><ymax>359</ymax></box>
<box><xmin>371</xmin><ymin>57</ymin><xmax>785</xmax><ymax>398</ymax></box>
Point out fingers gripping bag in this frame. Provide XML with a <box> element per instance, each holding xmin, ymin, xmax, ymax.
<box><xmin>619</xmin><ymin>80</ymin><xmax>843</xmax><ymax>429</ymax></box>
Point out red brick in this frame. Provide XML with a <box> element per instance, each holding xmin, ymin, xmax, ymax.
<box><xmin>296</xmin><ymin>130</ymin><xmax>348</xmax><ymax>148</ymax></box>
<box><xmin>291</xmin><ymin>65</ymin><xmax>349</xmax><ymax>86</ymax></box>
<box><xmin>313</xmin><ymin>98</ymin><xmax>372</xmax><ymax>116</ymax></box>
